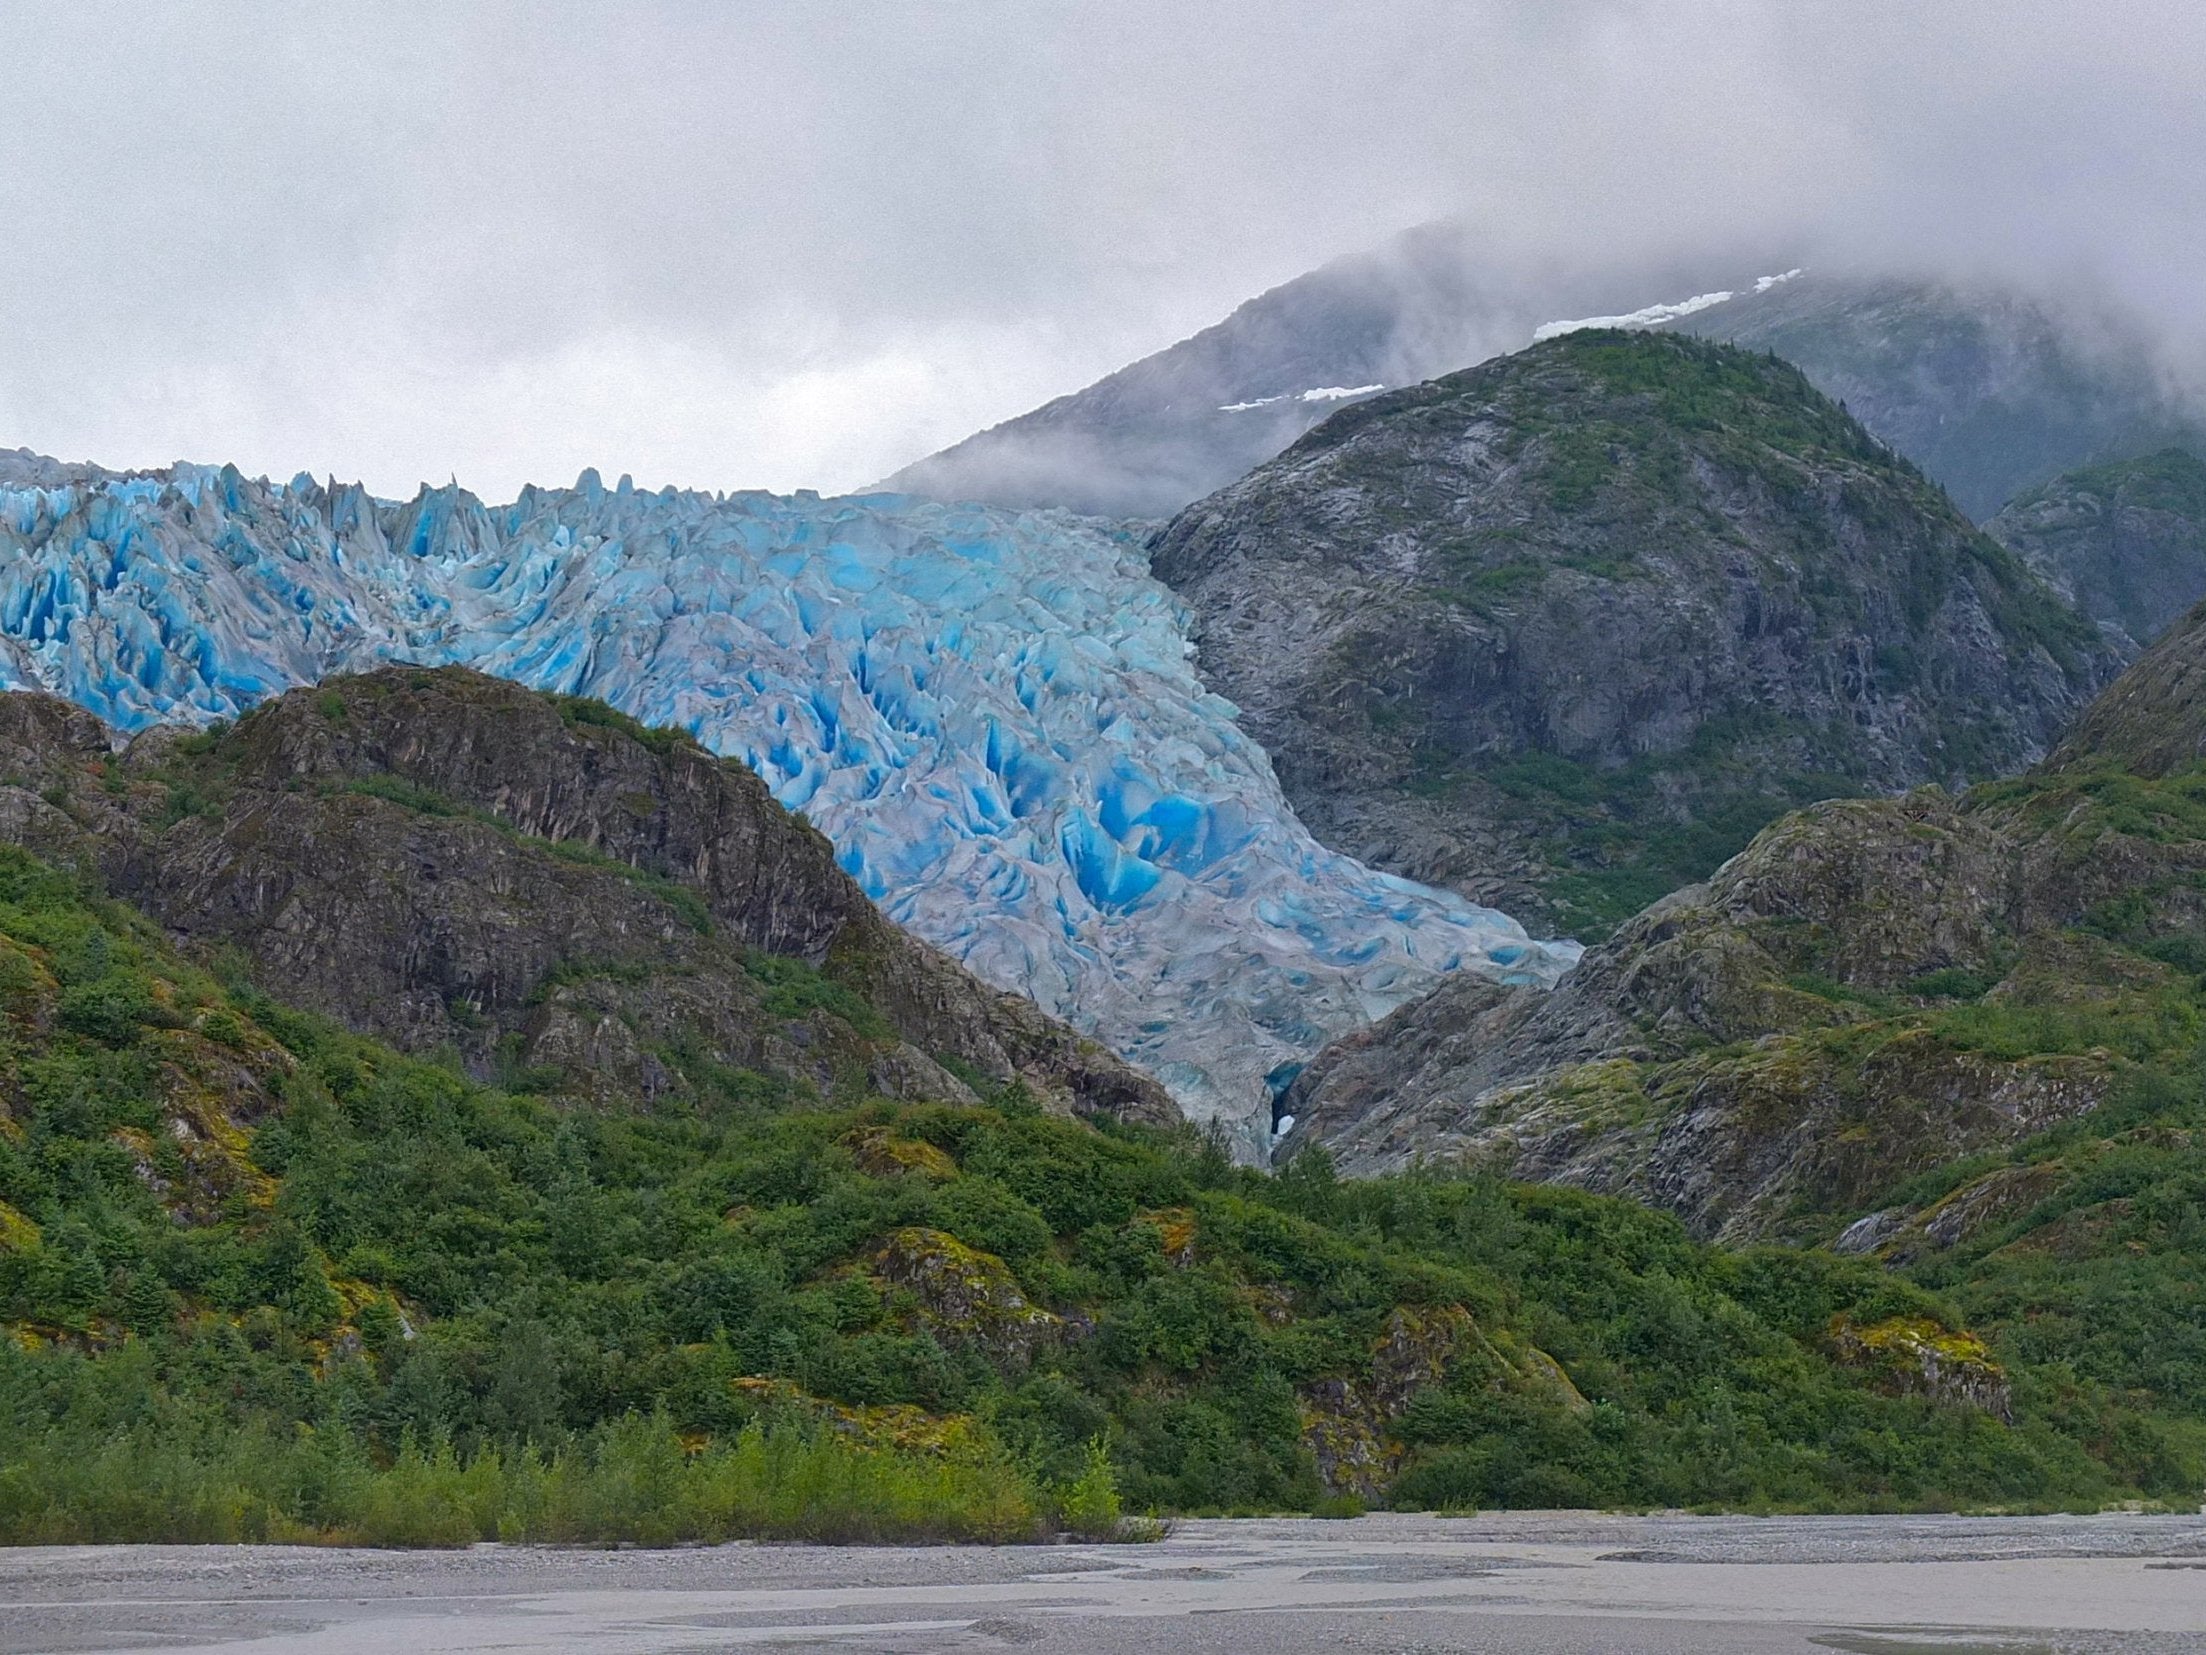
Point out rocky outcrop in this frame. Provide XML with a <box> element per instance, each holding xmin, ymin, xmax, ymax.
<box><xmin>1298</xmin><ymin>1305</ymin><xmax>1479</xmax><ymax>1499</ymax></box>
<box><xmin>1283</xmin><ymin>603</ymin><xmax>2206</xmax><ymax>1239</ymax></box>
<box><xmin>1296</xmin><ymin>1305</ymin><xmax>1591</xmax><ymax>1499</ymax></box>
<box><xmin>1988</xmin><ymin>448</ymin><xmax>2206</xmax><ymax>648</ymax></box>
<box><xmin>1829</xmin><ymin>1316</ymin><xmax>2013</xmax><ymax>1423</ymax></box>
<box><xmin>1835</xmin><ymin>1161</ymin><xmax>2068</xmax><ymax>1265</ymax></box>
<box><xmin>1154</xmin><ymin>330</ymin><xmax>2121</xmax><ymax>935</ymax></box>
<box><xmin>871</xmin><ymin>1227</ymin><xmax>1063</xmax><ymax>1367</ymax></box>
<box><xmin>0</xmin><ymin>668</ymin><xmax>1175</xmax><ymax>1129</ymax></box>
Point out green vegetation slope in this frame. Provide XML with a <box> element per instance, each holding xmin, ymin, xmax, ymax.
<box><xmin>1285</xmin><ymin>604</ymin><xmax>2206</xmax><ymax>1497</ymax></box>
<box><xmin>2</xmin><ymin>789</ymin><xmax>2187</xmax><ymax>1539</ymax></box>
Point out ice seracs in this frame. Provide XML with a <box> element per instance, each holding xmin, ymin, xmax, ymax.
<box><xmin>0</xmin><ymin>462</ymin><xmax>1577</xmax><ymax>1154</ymax></box>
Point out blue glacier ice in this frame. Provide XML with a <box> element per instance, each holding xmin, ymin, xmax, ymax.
<box><xmin>0</xmin><ymin>458</ymin><xmax>1579</xmax><ymax>1153</ymax></box>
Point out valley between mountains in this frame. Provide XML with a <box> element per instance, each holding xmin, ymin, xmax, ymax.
<box><xmin>6</xmin><ymin>260</ymin><xmax>2206</xmax><ymax>1539</ymax></box>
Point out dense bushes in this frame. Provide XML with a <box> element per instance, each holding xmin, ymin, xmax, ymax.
<box><xmin>0</xmin><ymin>843</ymin><xmax>2198</xmax><ymax>1541</ymax></box>
<box><xmin>0</xmin><ymin>1371</ymin><xmax>1050</xmax><ymax>1546</ymax></box>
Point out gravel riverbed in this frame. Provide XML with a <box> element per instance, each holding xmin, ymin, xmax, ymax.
<box><xmin>3</xmin><ymin>1511</ymin><xmax>2204</xmax><ymax>1654</ymax></box>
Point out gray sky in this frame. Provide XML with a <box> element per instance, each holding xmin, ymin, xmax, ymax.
<box><xmin>3</xmin><ymin>0</ymin><xmax>2203</xmax><ymax>500</ymax></box>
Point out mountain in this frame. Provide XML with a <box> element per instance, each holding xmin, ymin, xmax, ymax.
<box><xmin>1987</xmin><ymin>447</ymin><xmax>2206</xmax><ymax>647</ymax></box>
<box><xmin>1151</xmin><ymin>330</ymin><xmax>2122</xmax><ymax>939</ymax></box>
<box><xmin>0</xmin><ymin>461</ymin><xmax>1575</xmax><ymax>1152</ymax></box>
<box><xmin>874</xmin><ymin>227</ymin><xmax>1747</xmax><ymax>519</ymax></box>
<box><xmin>0</xmin><ymin>667</ymin><xmax>1170</xmax><ymax>1128</ymax></box>
<box><xmin>1269</xmin><ymin>594</ymin><xmax>2206</xmax><ymax>1490</ymax></box>
<box><xmin>1681</xmin><ymin>277</ymin><xmax>2206</xmax><ymax>522</ymax></box>
<box><xmin>882</xmin><ymin>230</ymin><xmax>2201</xmax><ymax>525</ymax></box>
<box><xmin>0</xmin><ymin>829</ymin><xmax>2172</xmax><ymax>1537</ymax></box>
<box><xmin>1281</xmin><ymin>594</ymin><xmax>2206</xmax><ymax>1229</ymax></box>
<box><xmin>1270</xmin><ymin>595</ymin><xmax>2206</xmax><ymax>1491</ymax></box>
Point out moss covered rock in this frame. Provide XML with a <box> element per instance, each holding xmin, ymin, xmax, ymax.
<box><xmin>1299</xmin><ymin>1305</ymin><xmax>1483</xmax><ymax>1497</ymax></box>
<box><xmin>1830</xmin><ymin>1315</ymin><xmax>2013</xmax><ymax>1422</ymax></box>
<box><xmin>872</xmin><ymin>1227</ymin><xmax>1062</xmax><ymax>1368</ymax></box>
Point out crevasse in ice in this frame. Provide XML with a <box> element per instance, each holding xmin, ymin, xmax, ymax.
<box><xmin>0</xmin><ymin>461</ymin><xmax>1579</xmax><ymax>1152</ymax></box>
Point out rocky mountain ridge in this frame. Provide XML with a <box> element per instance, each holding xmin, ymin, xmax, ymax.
<box><xmin>1987</xmin><ymin>446</ymin><xmax>2206</xmax><ymax>648</ymax></box>
<box><xmin>1153</xmin><ymin>330</ymin><xmax>2122</xmax><ymax>937</ymax></box>
<box><xmin>1281</xmin><ymin>593</ymin><xmax>2206</xmax><ymax>1248</ymax></box>
<box><xmin>0</xmin><ymin>667</ymin><xmax>1174</xmax><ymax>1128</ymax></box>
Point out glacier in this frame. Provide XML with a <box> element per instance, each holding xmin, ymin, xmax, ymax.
<box><xmin>0</xmin><ymin>458</ymin><xmax>1578</xmax><ymax>1153</ymax></box>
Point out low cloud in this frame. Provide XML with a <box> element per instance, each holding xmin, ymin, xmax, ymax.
<box><xmin>2</xmin><ymin>1</ymin><xmax>2202</xmax><ymax>498</ymax></box>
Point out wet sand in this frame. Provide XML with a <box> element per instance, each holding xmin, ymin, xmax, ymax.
<box><xmin>2</xmin><ymin>1511</ymin><xmax>2203</xmax><ymax>1654</ymax></box>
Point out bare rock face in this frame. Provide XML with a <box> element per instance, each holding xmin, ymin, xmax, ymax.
<box><xmin>0</xmin><ymin>667</ymin><xmax>1175</xmax><ymax>1130</ymax></box>
<box><xmin>1988</xmin><ymin>447</ymin><xmax>2206</xmax><ymax>649</ymax></box>
<box><xmin>1152</xmin><ymin>331</ymin><xmax>2121</xmax><ymax>938</ymax></box>
<box><xmin>1283</xmin><ymin>605</ymin><xmax>2206</xmax><ymax>1240</ymax></box>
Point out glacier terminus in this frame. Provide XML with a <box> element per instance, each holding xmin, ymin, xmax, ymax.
<box><xmin>0</xmin><ymin>457</ymin><xmax>1579</xmax><ymax>1153</ymax></box>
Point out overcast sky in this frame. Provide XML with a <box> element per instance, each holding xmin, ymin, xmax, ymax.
<box><xmin>3</xmin><ymin>0</ymin><xmax>2203</xmax><ymax>500</ymax></box>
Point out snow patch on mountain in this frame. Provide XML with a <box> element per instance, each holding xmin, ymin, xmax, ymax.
<box><xmin>1218</xmin><ymin>384</ymin><xmax>1386</xmax><ymax>413</ymax></box>
<box><xmin>1532</xmin><ymin>271</ymin><xmax>1804</xmax><ymax>343</ymax></box>
<box><xmin>0</xmin><ymin>462</ymin><xmax>1577</xmax><ymax>1153</ymax></box>
<box><xmin>1533</xmin><ymin>290</ymin><xmax>1739</xmax><ymax>342</ymax></box>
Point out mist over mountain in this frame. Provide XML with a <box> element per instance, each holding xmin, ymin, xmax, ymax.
<box><xmin>875</xmin><ymin>228</ymin><xmax>1757</xmax><ymax>517</ymax></box>
<box><xmin>882</xmin><ymin>230</ymin><xmax>2205</xmax><ymax>525</ymax></box>
<box><xmin>875</xmin><ymin>228</ymin><xmax>1758</xmax><ymax>519</ymax></box>
<box><xmin>1689</xmin><ymin>275</ymin><xmax>2206</xmax><ymax>521</ymax></box>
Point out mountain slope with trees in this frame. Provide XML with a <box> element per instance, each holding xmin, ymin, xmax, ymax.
<box><xmin>0</xmin><ymin>667</ymin><xmax>1171</xmax><ymax>1132</ymax></box>
<box><xmin>1279</xmin><ymin>600</ymin><xmax>2206</xmax><ymax>1493</ymax></box>
<box><xmin>1153</xmin><ymin>330</ymin><xmax>2121</xmax><ymax>936</ymax></box>
<box><xmin>0</xmin><ymin>833</ymin><xmax>2185</xmax><ymax>1540</ymax></box>
<box><xmin>1987</xmin><ymin>447</ymin><xmax>2206</xmax><ymax>648</ymax></box>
